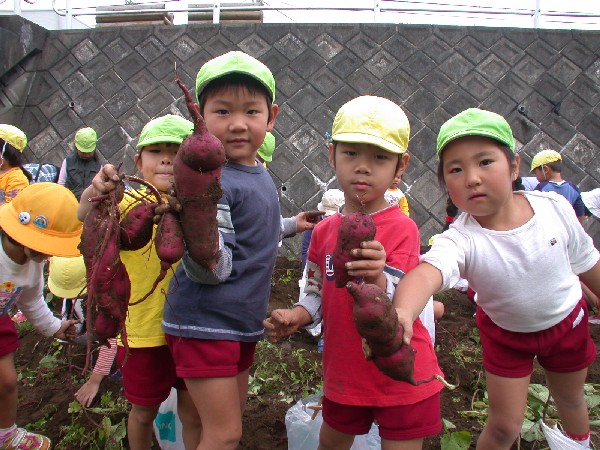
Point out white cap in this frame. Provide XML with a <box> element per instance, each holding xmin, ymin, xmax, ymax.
<box><xmin>581</xmin><ymin>189</ymin><xmax>600</xmax><ymax>218</ymax></box>
<box><xmin>317</xmin><ymin>189</ymin><xmax>344</xmax><ymax>216</ymax></box>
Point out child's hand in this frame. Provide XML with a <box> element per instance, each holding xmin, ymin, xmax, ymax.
<box><xmin>345</xmin><ymin>240</ymin><xmax>386</xmax><ymax>286</ymax></box>
<box><xmin>90</xmin><ymin>164</ymin><xmax>121</xmax><ymax>196</ymax></box>
<box><xmin>263</xmin><ymin>309</ymin><xmax>303</xmax><ymax>343</ymax></box>
<box><xmin>153</xmin><ymin>188</ymin><xmax>181</xmax><ymax>224</ymax></box>
<box><xmin>295</xmin><ymin>211</ymin><xmax>326</xmax><ymax>233</ymax></box>
<box><xmin>75</xmin><ymin>374</ymin><xmax>102</xmax><ymax>407</ymax></box>
<box><xmin>395</xmin><ymin>308</ymin><xmax>414</xmax><ymax>345</ymax></box>
<box><xmin>54</xmin><ymin>319</ymin><xmax>80</xmax><ymax>341</ymax></box>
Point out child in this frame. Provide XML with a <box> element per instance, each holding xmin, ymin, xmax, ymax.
<box><xmin>47</xmin><ymin>256</ymin><xmax>87</xmax><ymax>336</ymax></box>
<box><xmin>393</xmin><ymin>108</ymin><xmax>599</xmax><ymax>449</ymax></box>
<box><xmin>0</xmin><ymin>124</ymin><xmax>33</xmax><ymax>204</ymax></box>
<box><xmin>385</xmin><ymin>175</ymin><xmax>410</xmax><ymax>216</ymax></box>
<box><xmin>264</xmin><ymin>95</ymin><xmax>444</xmax><ymax>450</ymax></box>
<box><xmin>160</xmin><ymin>50</ymin><xmax>283</xmax><ymax>449</ymax></box>
<box><xmin>78</xmin><ymin>114</ymin><xmax>199</xmax><ymax>450</ymax></box>
<box><xmin>530</xmin><ymin>149</ymin><xmax>585</xmax><ymax>222</ymax></box>
<box><xmin>58</xmin><ymin>127</ymin><xmax>102</xmax><ymax>200</ymax></box>
<box><xmin>0</xmin><ymin>183</ymin><xmax>82</xmax><ymax>450</ymax></box>
<box><xmin>257</xmin><ymin>131</ymin><xmax>275</xmax><ymax>166</ymax></box>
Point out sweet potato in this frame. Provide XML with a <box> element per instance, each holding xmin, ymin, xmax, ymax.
<box><xmin>346</xmin><ymin>281</ymin><xmax>437</xmax><ymax>386</ymax></box>
<box><xmin>174</xmin><ymin>74</ymin><xmax>226</xmax><ymax>270</ymax></box>
<box><xmin>332</xmin><ymin>211</ymin><xmax>376</xmax><ymax>287</ymax></box>
<box><xmin>120</xmin><ymin>202</ymin><xmax>158</xmax><ymax>250</ymax></box>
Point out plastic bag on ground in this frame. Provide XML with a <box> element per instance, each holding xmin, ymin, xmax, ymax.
<box><xmin>286</xmin><ymin>393</ymin><xmax>381</xmax><ymax>450</ymax></box>
<box><xmin>539</xmin><ymin>420</ymin><xmax>588</xmax><ymax>450</ymax></box>
<box><xmin>153</xmin><ymin>387</ymin><xmax>184</xmax><ymax>450</ymax></box>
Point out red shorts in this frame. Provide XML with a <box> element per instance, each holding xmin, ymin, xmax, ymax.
<box><xmin>477</xmin><ymin>298</ymin><xmax>597</xmax><ymax>378</ymax></box>
<box><xmin>0</xmin><ymin>315</ymin><xmax>19</xmax><ymax>357</ymax></box>
<box><xmin>322</xmin><ymin>394</ymin><xmax>441</xmax><ymax>441</ymax></box>
<box><xmin>116</xmin><ymin>345</ymin><xmax>178</xmax><ymax>407</ymax></box>
<box><xmin>166</xmin><ymin>335</ymin><xmax>256</xmax><ymax>378</ymax></box>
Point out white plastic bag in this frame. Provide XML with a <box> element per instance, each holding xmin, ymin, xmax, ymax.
<box><xmin>539</xmin><ymin>421</ymin><xmax>588</xmax><ymax>450</ymax></box>
<box><xmin>153</xmin><ymin>388</ymin><xmax>185</xmax><ymax>450</ymax></box>
<box><xmin>285</xmin><ymin>393</ymin><xmax>381</xmax><ymax>450</ymax></box>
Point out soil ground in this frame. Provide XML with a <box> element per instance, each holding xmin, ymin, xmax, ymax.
<box><xmin>13</xmin><ymin>256</ymin><xmax>600</xmax><ymax>449</ymax></box>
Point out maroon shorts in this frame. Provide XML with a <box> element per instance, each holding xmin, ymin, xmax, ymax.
<box><xmin>116</xmin><ymin>345</ymin><xmax>178</xmax><ymax>407</ymax></box>
<box><xmin>477</xmin><ymin>298</ymin><xmax>597</xmax><ymax>378</ymax></box>
<box><xmin>0</xmin><ymin>315</ymin><xmax>19</xmax><ymax>357</ymax></box>
<box><xmin>166</xmin><ymin>335</ymin><xmax>256</xmax><ymax>378</ymax></box>
<box><xmin>322</xmin><ymin>394</ymin><xmax>442</xmax><ymax>441</ymax></box>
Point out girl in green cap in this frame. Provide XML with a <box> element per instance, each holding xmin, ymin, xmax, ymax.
<box><xmin>78</xmin><ymin>115</ymin><xmax>199</xmax><ymax>450</ymax></box>
<box><xmin>393</xmin><ymin>108</ymin><xmax>600</xmax><ymax>449</ymax></box>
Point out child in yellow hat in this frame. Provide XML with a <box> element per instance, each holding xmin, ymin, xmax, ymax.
<box><xmin>394</xmin><ymin>108</ymin><xmax>600</xmax><ymax>449</ymax></box>
<box><xmin>264</xmin><ymin>95</ymin><xmax>444</xmax><ymax>449</ymax></box>
<box><xmin>530</xmin><ymin>149</ymin><xmax>585</xmax><ymax>223</ymax></box>
<box><xmin>0</xmin><ymin>183</ymin><xmax>82</xmax><ymax>450</ymax></box>
<box><xmin>0</xmin><ymin>124</ymin><xmax>33</xmax><ymax>204</ymax></box>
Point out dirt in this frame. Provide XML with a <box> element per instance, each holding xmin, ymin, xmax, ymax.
<box><xmin>13</xmin><ymin>256</ymin><xmax>600</xmax><ymax>449</ymax></box>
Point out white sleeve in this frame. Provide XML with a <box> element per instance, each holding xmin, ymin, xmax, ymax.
<box><xmin>17</xmin><ymin>273</ymin><xmax>61</xmax><ymax>337</ymax></box>
<box><xmin>57</xmin><ymin>159</ymin><xmax>67</xmax><ymax>186</ymax></box>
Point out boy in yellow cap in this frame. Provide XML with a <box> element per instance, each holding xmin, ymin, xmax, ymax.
<box><xmin>78</xmin><ymin>114</ymin><xmax>200</xmax><ymax>450</ymax></box>
<box><xmin>58</xmin><ymin>127</ymin><xmax>102</xmax><ymax>200</ymax></box>
<box><xmin>264</xmin><ymin>96</ymin><xmax>444</xmax><ymax>449</ymax></box>
<box><xmin>530</xmin><ymin>149</ymin><xmax>585</xmax><ymax>222</ymax></box>
<box><xmin>0</xmin><ymin>124</ymin><xmax>33</xmax><ymax>204</ymax></box>
<box><xmin>0</xmin><ymin>183</ymin><xmax>82</xmax><ymax>450</ymax></box>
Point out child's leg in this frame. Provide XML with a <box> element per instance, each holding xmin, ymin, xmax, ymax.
<box><xmin>318</xmin><ymin>421</ymin><xmax>356</xmax><ymax>450</ymax></box>
<box><xmin>545</xmin><ymin>368</ymin><xmax>590</xmax><ymax>438</ymax></box>
<box><xmin>177</xmin><ymin>389</ymin><xmax>202</xmax><ymax>450</ymax></box>
<box><xmin>127</xmin><ymin>403</ymin><xmax>160</xmax><ymax>450</ymax></box>
<box><xmin>476</xmin><ymin>372</ymin><xmax>530</xmax><ymax>450</ymax></box>
<box><xmin>0</xmin><ymin>352</ymin><xmax>17</xmax><ymax>428</ymax></box>
<box><xmin>185</xmin><ymin>376</ymin><xmax>243</xmax><ymax>450</ymax></box>
<box><xmin>381</xmin><ymin>437</ymin><xmax>424</xmax><ymax>450</ymax></box>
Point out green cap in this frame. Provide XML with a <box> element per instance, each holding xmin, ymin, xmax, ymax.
<box><xmin>437</xmin><ymin>108</ymin><xmax>515</xmax><ymax>155</ymax></box>
<box><xmin>74</xmin><ymin>127</ymin><xmax>97</xmax><ymax>153</ymax></box>
<box><xmin>530</xmin><ymin>149</ymin><xmax>562</xmax><ymax>172</ymax></box>
<box><xmin>195</xmin><ymin>51</ymin><xmax>275</xmax><ymax>103</ymax></box>
<box><xmin>0</xmin><ymin>124</ymin><xmax>27</xmax><ymax>152</ymax></box>
<box><xmin>332</xmin><ymin>96</ymin><xmax>410</xmax><ymax>154</ymax></box>
<box><xmin>257</xmin><ymin>132</ymin><xmax>276</xmax><ymax>162</ymax></box>
<box><xmin>137</xmin><ymin>115</ymin><xmax>194</xmax><ymax>149</ymax></box>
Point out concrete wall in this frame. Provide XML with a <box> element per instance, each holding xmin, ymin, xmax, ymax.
<box><xmin>1</xmin><ymin>16</ymin><xmax>600</xmax><ymax>256</ymax></box>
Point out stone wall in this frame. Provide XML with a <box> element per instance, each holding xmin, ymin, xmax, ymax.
<box><xmin>1</xmin><ymin>16</ymin><xmax>600</xmax><ymax>256</ymax></box>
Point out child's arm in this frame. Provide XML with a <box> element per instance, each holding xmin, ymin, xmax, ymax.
<box><xmin>392</xmin><ymin>262</ymin><xmax>443</xmax><ymax>344</ymax></box>
<box><xmin>280</xmin><ymin>211</ymin><xmax>325</xmax><ymax>239</ymax></box>
<box><xmin>77</xmin><ymin>164</ymin><xmax>121</xmax><ymax>221</ymax></box>
<box><xmin>263</xmin><ymin>306</ymin><xmax>312</xmax><ymax>343</ymax></box>
<box><xmin>75</xmin><ymin>339</ymin><xmax>117</xmax><ymax>407</ymax></box>
<box><xmin>578</xmin><ymin>260</ymin><xmax>600</xmax><ymax>305</ymax></box>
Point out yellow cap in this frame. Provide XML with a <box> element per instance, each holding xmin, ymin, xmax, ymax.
<box><xmin>530</xmin><ymin>149</ymin><xmax>562</xmax><ymax>172</ymax></box>
<box><xmin>0</xmin><ymin>183</ymin><xmax>82</xmax><ymax>257</ymax></box>
<box><xmin>0</xmin><ymin>124</ymin><xmax>27</xmax><ymax>152</ymax></box>
<box><xmin>48</xmin><ymin>256</ymin><xmax>87</xmax><ymax>298</ymax></box>
<box><xmin>332</xmin><ymin>96</ymin><xmax>410</xmax><ymax>154</ymax></box>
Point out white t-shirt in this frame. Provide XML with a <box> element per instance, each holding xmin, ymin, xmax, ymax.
<box><xmin>423</xmin><ymin>191</ymin><xmax>599</xmax><ymax>333</ymax></box>
<box><xmin>0</xmin><ymin>243</ymin><xmax>61</xmax><ymax>337</ymax></box>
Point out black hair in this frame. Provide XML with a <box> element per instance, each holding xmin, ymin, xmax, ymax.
<box><xmin>443</xmin><ymin>197</ymin><xmax>459</xmax><ymax>232</ymax></box>
<box><xmin>0</xmin><ymin>139</ymin><xmax>32</xmax><ymax>182</ymax></box>
<box><xmin>197</xmin><ymin>73</ymin><xmax>273</xmax><ymax>121</ymax></box>
<box><xmin>544</xmin><ymin>160</ymin><xmax>562</xmax><ymax>173</ymax></box>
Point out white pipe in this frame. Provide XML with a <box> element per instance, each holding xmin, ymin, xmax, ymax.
<box><xmin>534</xmin><ymin>0</ymin><xmax>541</xmax><ymax>28</ymax></box>
<box><xmin>213</xmin><ymin>1</ymin><xmax>220</xmax><ymax>24</ymax></box>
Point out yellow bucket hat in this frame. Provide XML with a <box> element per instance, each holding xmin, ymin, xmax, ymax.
<box><xmin>530</xmin><ymin>149</ymin><xmax>562</xmax><ymax>172</ymax></box>
<box><xmin>0</xmin><ymin>124</ymin><xmax>27</xmax><ymax>152</ymax></box>
<box><xmin>0</xmin><ymin>183</ymin><xmax>82</xmax><ymax>257</ymax></box>
<box><xmin>331</xmin><ymin>96</ymin><xmax>410</xmax><ymax>154</ymax></box>
<box><xmin>75</xmin><ymin>127</ymin><xmax>97</xmax><ymax>153</ymax></box>
<box><xmin>48</xmin><ymin>256</ymin><xmax>87</xmax><ymax>298</ymax></box>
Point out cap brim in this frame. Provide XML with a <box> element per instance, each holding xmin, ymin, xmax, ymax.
<box><xmin>439</xmin><ymin>130</ymin><xmax>514</xmax><ymax>153</ymax></box>
<box><xmin>333</xmin><ymin>132</ymin><xmax>406</xmax><ymax>154</ymax></box>
<box><xmin>138</xmin><ymin>135</ymin><xmax>185</xmax><ymax>149</ymax></box>
<box><xmin>47</xmin><ymin>279</ymin><xmax>86</xmax><ymax>299</ymax></box>
<box><xmin>0</xmin><ymin>205</ymin><xmax>82</xmax><ymax>257</ymax></box>
<box><xmin>75</xmin><ymin>145</ymin><xmax>96</xmax><ymax>153</ymax></box>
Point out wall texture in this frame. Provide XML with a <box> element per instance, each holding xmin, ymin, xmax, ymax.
<box><xmin>1</xmin><ymin>16</ymin><xmax>600</xmax><ymax>256</ymax></box>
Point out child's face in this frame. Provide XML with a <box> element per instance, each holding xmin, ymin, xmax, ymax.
<box><xmin>441</xmin><ymin>136</ymin><xmax>519</xmax><ymax>227</ymax></box>
<box><xmin>135</xmin><ymin>143</ymin><xmax>179</xmax><ymax>193</ymax></box>
<box><xmin>2</xmin><ymin>233</ymin><xmax>48</xmax><ymax>264</ymax></box>
<box><xmin>76</xmin><ymin>149</ymin><xmax>95</xmax><ymax>160</ymax></box>
<box><xmin>329</xmin><ymin>142</ymin><xmax>407</xmax><ymax>214</ymax></box>
<box><xmin>202</xmin><ymin>86</ymin><xmax>278</xmax><ymax>166</ymax></box>
<box><xmin>532</xmin><ymin>165</ymin><xmax>547</xmax><ymax>183</ymax></box>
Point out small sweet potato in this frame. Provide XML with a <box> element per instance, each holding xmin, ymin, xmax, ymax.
<box><xmin>120</xmin><ymin>202</ymin><xmax>158</xmax><ymax>251</ymax></box>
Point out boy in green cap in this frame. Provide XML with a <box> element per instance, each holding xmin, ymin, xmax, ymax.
<box><xmin>157</xmin><ymin>50</ymin><xmax>283</xmax><ymax>449</ymax></box>
<box><xmin>264</xmin><ymin>95</ymin><xmax>445</xmax><ymax>449</ymax></box>
<box><xmin>393</xmin><ymin>108</ymin><xmax>600</xmax><ymax>449</ymax></box>
<box><xmin>58</xmin><ymin>127</ymin><xmax>102</xmax><ymax>200</ymax></box>
<box><xmin>78</xmin><ymin>114</ymin><xmax>200</xmax><ymax>450</ymax></box>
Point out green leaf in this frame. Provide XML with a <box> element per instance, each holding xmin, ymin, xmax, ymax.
<box><xmin>520</xmin><ymin>418</ymin><xmax>543</xmax><ymax>442</ymax></box>
<box><xmin>585</xmin><ymin>394</ymin><xmax>600</xmax><ymax>409</ymax></box>
<box><xmin>440</xmin><ymin>431</ymin><xmax>472</xmax><ymax>450</ymax></box>
<box><xmin>528</xmin><ymin>384</ymin><xmax>550</xmax><ymax>403</ymax></box>
<box><xmin>39</xmin><ymin>355</ymin><xmax>59</xmax><ymax>369</ymax></box>
<box><xmin>442</xmin><ymin>418</ymin><xmax>456</xmax><ymax>431</ymax></box>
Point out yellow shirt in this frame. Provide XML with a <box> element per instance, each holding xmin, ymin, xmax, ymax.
<box><xmin>0</xmin><ymin>167</ymin><xmax>29</xmax><ymax>204</ymax></box>
<box><xmin>118</xmin><ymin>191</ymin><xmax>180</xmax><ymax>348</ymax></box>
<box><xmin>385</xmin><ymin>187</ymin><xmax>410</xmax><ymax>217</ymax></box>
